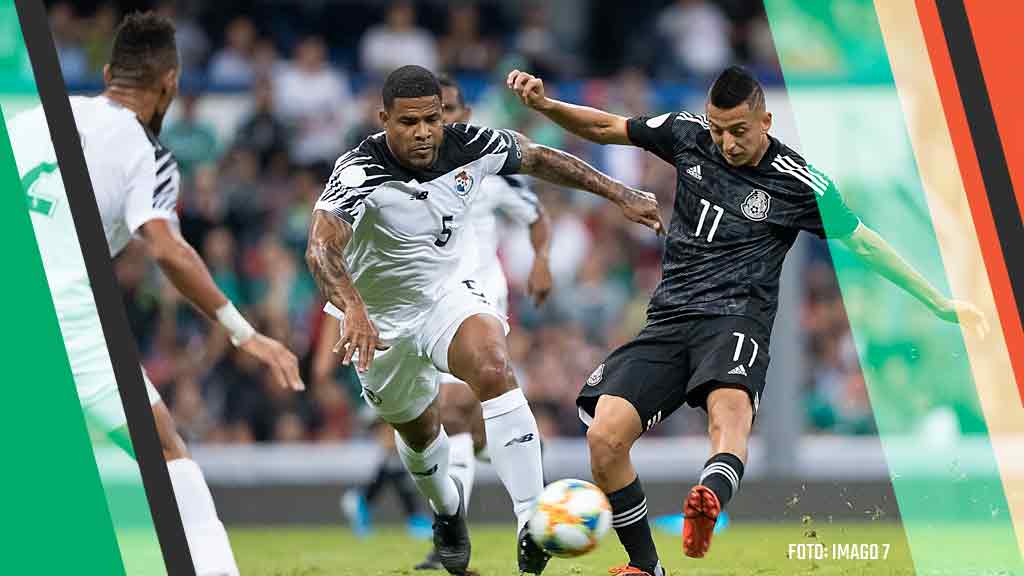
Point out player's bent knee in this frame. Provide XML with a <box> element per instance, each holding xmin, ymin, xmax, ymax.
<box><xmin>586</xmin><ymin>424</ymin><xmax>630</xmax><ymax>472</ymax></box>
<box><xmin>708</xmin><ymin>388</ymin><xmax>754</xmax><ymax>431</ymax></box>
<box><xmin>468</xmin><ymin>350</ymin><xmax>514</xmax><ymax>401</ymax></box>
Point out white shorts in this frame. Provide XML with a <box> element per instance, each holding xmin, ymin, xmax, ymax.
<box><xmin>337</xmin><ymin>279</ymin><xmax>508</xmax><ymax>424</ymax></box>
<box><xmin>77</xmin><ymin>366</ymin><xmax>162</xmax><ymax>433</ymax></box>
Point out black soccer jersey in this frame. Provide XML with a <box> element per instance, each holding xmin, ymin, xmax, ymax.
<box><xmin>626</xmin><ymin>111</ymin><xmax>861</xmax><ymax>330</ymax></box>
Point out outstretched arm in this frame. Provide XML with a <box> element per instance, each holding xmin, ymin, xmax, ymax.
<box><xmin>139</xmin><ymin>219</ymin><xmax>303</xmax><ymax>390</ymax></box>
<box><xmin>527</xmin><ymin>206</ymin><xmax>552</xmax><ymax>305</ymax></box>
<box><xmin>305</xmin><ymin>210</ymin><xmax>387</xmax><ymax>372</ymax></box>
<box><xmin>841</xmin><ymin>224</ymin><xmax>989</xmax><ymax>337</ymax></box>
<box><xmin>507</xmin><ymin>70</ymin><xmax>630</xmax><ymax>145</ymax></box>
<box><xmin>513</xmin><ymin>131</ymin><xmax>663</xmax><ymax>233</ymax></box>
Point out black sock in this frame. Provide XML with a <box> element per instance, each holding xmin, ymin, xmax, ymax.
<box><xmin>363</xmin><ymin>461</ymin><xmax>389</xmax><ymax>504</ymax></box>
<box><xmin>699</xmin><ymin>453</ymin><xmax>744</xmax><ymax>509</ymax></box>
<box><xmin>608</xmin><ymin>477</ymin><xmax>660</xmax><ymax>575</ymax></box>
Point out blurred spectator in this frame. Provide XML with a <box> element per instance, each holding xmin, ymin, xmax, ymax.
<box><xmin>438</xmin><ymin>2</ymin><xmax>498</xmax><ymax>75</ymax></box>
<box><xmin>209</xmin><ymin>16</ymin><xmax>259</xmax><ymax>86</ymax></box>
<box><xmin>50</xmin><ymin>3</ymin><xmax>88</xmax><ymax>83</ymax></box>
<box><xmin>514</xmin><ymin>2</ymin><xmax>577</xmax><ymax>79</ymax></box>
<box><xmin>274</xmin><ymin>35</ymin><xmax>352</xmax><ymax>168</ymax></box>
<box><xmin>161</xmin><ymin>94</ymin><xmax>219</xmax><ymax>178</ymax></box>
<box><xmin>656</xmin><ymin>0</ymin><xmax>733</xmax><ymax>79</ymax></box>
<box><xmin>233</xmin><ymin>78</ymin><xmax>289</xmax><ymax>170</ymax></box>
<box><xmin>345</xmin><ymin>84</ymin><xmax>384</xmax><ymax>150</ymax></box>
<box><xmin>154</xmin><ymin>1</ymin><xmax>209</xmax><ymax>78</ymax></box>
<box><xmin>359</xmin><ymin>0</ymin><xmax>439</xmax><ymax>78</ymax></box>
<box><xmin>83</xmin><ymin>3</ymin><xmax>117</xmax><ymax>79</ymax></box>
<box><xmin>251</xmin><ymin>38</ymin><xmax>284</xmax><ymax>80</ymax></box>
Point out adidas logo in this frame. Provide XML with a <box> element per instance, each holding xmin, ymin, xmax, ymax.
<box><xmin>687</xmin><ymin>165</ymin><xmax>703</xmax><ymax>181</ymax></box>
<box><xmin>728</xmin><ymin>365</ymin><xmax>747</xmax><ymax>376</ymax></box>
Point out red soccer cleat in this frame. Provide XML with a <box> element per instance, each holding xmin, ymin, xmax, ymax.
<box><xmin>682</xmin><ymin>485</ymin><xmax>720</xmax><ymax>558</ymax></box>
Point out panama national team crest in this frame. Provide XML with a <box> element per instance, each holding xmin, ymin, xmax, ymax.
<box><xmin>741</xmin><ymin>189</ymin><xmax>771</xmax><ymax>221</ymax></box>
<box><xmin>454</xmin><ymin>170</ymin><xmax>474</xmax><ymax>196</ymax></box>
<box><xmin>586</xmin><ymin>363</ymin><xmax>605</xmax><ymax>386</ymax></box>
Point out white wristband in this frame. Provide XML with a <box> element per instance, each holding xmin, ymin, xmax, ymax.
<box><xmin>215</xmin><ymin>302</ymin><xmax>256</xmax><ymax>346</ymax></box>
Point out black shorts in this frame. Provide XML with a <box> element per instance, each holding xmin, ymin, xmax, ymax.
<box><xmin>577</xmin><ymin>315</ymin><xmax>770</xmax><ymax>434</ymax></box>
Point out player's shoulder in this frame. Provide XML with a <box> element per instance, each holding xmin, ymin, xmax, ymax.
<box><xmin>73</xmin><ymin>96</ymin><xmax>152</xmax><ymax>148</ymax></box>
<box><xmin>764</xmin><ymin>140</ymin><xmax>834</xmax><ymax>196</ymax></box>
<box><xmin>443</xmin><ymin>123</ymin><xmax>518</xmax><ymax>160</ymax></box>
<box><xmin>629</xmin><ymin>110</ymin><xmax>708</xmax><ymax>147</ymax></box>
<box><xmin>327</xmin><ymin>132</ymin><xmax>402</xmax><ymax>192</ymax></box>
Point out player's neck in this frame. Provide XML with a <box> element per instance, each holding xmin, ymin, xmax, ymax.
<box><xmin>747</xmin><ymin>134</ymin><xmax>772</xmax><ymax>167</ymax></box>
<box><xmin>102</xmin><ymin>87</ymin><xmax>158</xmax><ymax>127</ymax></box>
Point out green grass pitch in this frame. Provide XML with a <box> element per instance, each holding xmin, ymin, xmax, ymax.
<box><xmin>229</xmin><ymin>522</ymin><xmax>914</xmax><ymax>576</ymax></box>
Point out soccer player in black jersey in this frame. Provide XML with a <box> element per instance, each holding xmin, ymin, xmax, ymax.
<box><xmin>507</xmin><ymin>66</ymin><xmax>987</xmax><ymax>575</ymax></box>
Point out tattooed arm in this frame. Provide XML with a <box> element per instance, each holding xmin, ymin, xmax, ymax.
<box><xmin>514</xmin><ymin>131</ymin><xmax>664</xmax><ymax>233</ymax></box>
<box><xmin>305</xmin><ymin>211</ymin><xmax>383</xmax><ymax>372</ymax></box>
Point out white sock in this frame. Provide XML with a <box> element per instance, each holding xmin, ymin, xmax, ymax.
<box><xmin>481</xmin><ymin>388</ymin><xmax>544</xmax><ymax>533</ymax></box>
<box><xmin>449</xmin><ymin>432</ymin><xmax>477</xmax><ymax>508</ymax></box>
<box><xmin>395</xmin><ymin>427</ymin><xmax>461</xmax><ymax>516</ymax></box>
<box><xmin>167</xmin><ymin>458</ymin><xmax>239</xmax><ymax>576</ymax></box>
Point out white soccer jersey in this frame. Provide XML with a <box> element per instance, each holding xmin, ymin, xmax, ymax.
<box><xmin>10</xmin><ymin>95</ymin><xmax>180</xmax><ymax>374</ymax></box>
<box><xmin>314</xmin><ymin>123</ymin><xmax>523</xmax><ymax>341</ymax></box>
<box><xmin>469</xmin><ymin>174</ymin><xmax>540</xmax><ymax>311</ymax></box>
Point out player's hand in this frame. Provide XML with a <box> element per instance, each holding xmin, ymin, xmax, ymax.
<box><xmin>333</xmin><ymin>305</ymin><xmax>389</xmax><ymax>373</ymax></box>
<box><xmin>239</xmin><ymin>333</ymin><xmax>305</xmax><ymax>391</ymax></box>
<box><xmin>506</xmin><ymin>70</ymin><xmax>550</xmax><ymax>111</ymax></box>
<box><xmin>528</xmin><ymin>257</ymin><xmax>553</xmax><ymax>306</ymax></box>
<box><xmin>935</xmin><ymin>298</ymin><xmax>990</xmax><ymax>339</ymax></box>
<box><xmin>618</xmin><ymin>188</ymin><xmax>664</xmax><ymax>235</ymax></box>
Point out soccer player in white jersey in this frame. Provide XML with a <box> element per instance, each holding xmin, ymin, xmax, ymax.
<box><xmin>410</xmin><ymin>74</ymin><xmax>554</xmax><ymax>572</ymax></box>
<box><xmin>306</xmin><ymin>65</ymin><xmax>662</xmax><ymax>575</ymax></box>
<box><xmin>11</xmin><ymin>13</ymin><xmax>303</xmax><ymax>576</ymax></box>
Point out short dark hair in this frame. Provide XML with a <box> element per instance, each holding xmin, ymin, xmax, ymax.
<box><xmin>382</xmin><ymin>65</ymin><xmax>441</xmax><ymax>109</ymax></box>
<box><xmin>108</xmin><ymin>11</ymin><xmax>178</xmax><ymax>87</ymax></box>
<box><xmin>437</xmin><ymin>74</ymin><xmax>465</xmax><ymax>107</ymax></box>
<box><xmin>708</xmin><ymin>65</ymin><xmax>764</xmax><ymax>111</ymax></box>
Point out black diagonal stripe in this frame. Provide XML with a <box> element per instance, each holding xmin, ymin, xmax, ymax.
<box><xmin>12</xmin><ymin>1</ymin><xmax>196</xmax><ymax>574</ymax></box>
<box><xmin>154</xmin><ymin>175</ymin><xmax>174</xmax><ymax>201</ymax></box>
<box><xmin>935</xmin><ymin>0</ymin><xmax>1024</xmax><ymax>327</ymax></box>
<box><xmin>156</xmin><ymin>154</ymin><xmax>176</xmax><ymax>177</ymax></box>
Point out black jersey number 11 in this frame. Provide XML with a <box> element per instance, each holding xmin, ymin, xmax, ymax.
<box><xmin>435</xmin><ymin>215</ymin><xmax>454</xmax><ymax>246</ymax></box>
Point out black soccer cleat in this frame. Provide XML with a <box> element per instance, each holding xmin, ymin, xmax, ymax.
<box><xmin>414</xmin><ymin>548</ymin><xmax>442</xmax><ymax>571</ymax></box>
<box><xmin>433</xmin><ymin>476</ymin><xmax>471</xmax><ymax>575</ymax></box>
<box><xmin>518</xmin><ymin>524</ymin><xmax>551</xmax><ymax>575</ymax></box>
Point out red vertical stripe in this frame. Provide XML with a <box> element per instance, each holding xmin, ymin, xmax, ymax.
<box><xmin>915</xmin><ymin>0</ymin><xmax>1024</xmax><ymax>404</ymax></box>
<box><xmin>962</xmin><ymin>2</ymin><xmax>1024</xmax><ymax>222</ymax></box>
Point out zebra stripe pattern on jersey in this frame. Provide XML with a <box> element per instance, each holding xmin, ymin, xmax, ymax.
<box><xmin>317</xmin><ymin>149</ymin><xmax>394</xmax><ymax>224</ymax></box>
<box><xmin>769</xmin><ymin>154</ymin><xmax>828</xmax><ymax>196</ymax></box>
<box><xmin>678</xmin><ymin>111</ymin><xmax>710</xmax><ymax>129</ymax></box>
<box><xmin>153</xmin><ymin>147</ymin><xmax>179</xmax><ymax>211</ymax></box>
<box><xmin>452</xmin><ymin>123</ymin><xmax>517</xmax><ymax>157</ymax></box>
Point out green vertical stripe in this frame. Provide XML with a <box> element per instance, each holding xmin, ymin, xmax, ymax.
<box><xmin>0</xmin><ymin>2</ymin><xmax>165</xmax><ymax>573</ymax></box>
<box><xmin>0</xmin><ymin>102</ymin><xmax>126</xmax><ymax>575</ymax></box>
<box><xmin>764</xmin><ymin>0</ymin><xmax>1022</xmax><ymax>573</ymax></box>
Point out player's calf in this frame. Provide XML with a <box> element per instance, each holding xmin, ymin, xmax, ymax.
<box><xmin>587</xmin><ymin>396</ymin><xmax>663</xmax><ymax>576</ymax></box>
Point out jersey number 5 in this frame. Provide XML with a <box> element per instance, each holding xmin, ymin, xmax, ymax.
<box><xmin>695</xmin><ymin>198</ymin><xmax>724</xmax><ymax>242</ymax></box>
<box><xmin>435</xmin><ymin>215</ymin><xmax>454</xmax><ymax>247</ymax></box>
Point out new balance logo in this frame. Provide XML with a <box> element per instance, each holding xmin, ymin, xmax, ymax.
<box><xmin>687</xmin><ymin>165</ymin><xmax>703</xmax><ymax>181</ymax></box>
<box><xmin>411</xmin><ymin>464</ymin><xmax>439</xmax><ymax>477</ymax></box>
<box><xmin>728</xmin><ymin>365</ymin><xmax>747</xmax><ymax>376</ymax></box>
<box><xmin>504</xmin><ymin>433</ymin><xmax>535</xmax><ymax>447</ymax></box>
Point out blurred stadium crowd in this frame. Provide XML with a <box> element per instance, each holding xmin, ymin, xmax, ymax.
<box><xmin>47</xmin><ymin>0</ymin><xmax>873</xmax><ymax>442</ymax></box>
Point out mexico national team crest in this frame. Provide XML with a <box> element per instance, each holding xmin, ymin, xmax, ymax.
<box><xmin>741</xmin><ymin>188</ymin><xmax>771</xmax><ymax>221</ymax></box>
<box><xmin>454</xmin><ymin>170</ymin><xmax>474</xmax><ymax>196</ymax></box>
<box><xmin>587</xmin><ymin>364</ymin><xmax>605</xmax><ymax>386</ymax></box>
